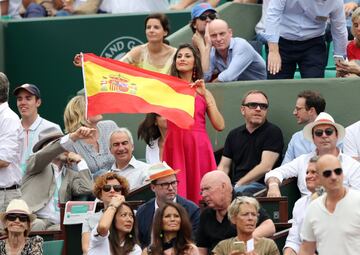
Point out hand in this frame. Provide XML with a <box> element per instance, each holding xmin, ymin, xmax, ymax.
<box><xmin>189</xmin><ymin>79</ymin><xmax>206</xmax><ymax>96</ymax></box>
<box><xmin>66</xmin><ymin>152</ymin><xmax>82</xmax><ymax>164</ymax></box>
<box><xmin>73</xmin><ymin>53</ymin><xmax>82</xmax><ymax>67</ymax></box>
<box><xmin>70</xmin><ymin>126</ymin><xmax>97</xmax><ymax>142</ymax></box>
<box><xmin>109</xmin><ymin>194</ymin><xmax>125</xmax><ymax>208</ymax></box>
<box><xmin>204</xmin><ymin>23</ymin><xmax>212</xmax><ymax>47</ymax></box>
<box><xmin>336</xmin><ymin>60</ymin><xmax>360</xmax><ymax>75</ymax></box>
<box><xmin>267</xmin><ymin>50</ymin><xmax>282</xmax><ymax>75</ymax></box>
<box><xmin>344</xmin><ymin>2</ymin><xmax>358</xmax><ymax>16</ymax></box>
<box><xmin>267</xmin><ymin>183</ymin><xmax>281</xmax><ymax>197</ymax></box>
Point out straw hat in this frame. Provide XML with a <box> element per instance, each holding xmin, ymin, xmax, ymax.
<box><xmin>303</xmin><ymin>112</ymin><xmax>345</xmax><ymax>143</ymax></box>
<box><xmin>0</xmin><ymin>199</ymin><xmax>36</xmax><ymax>223</ymax></box>
<box><xmin>147</xmin><ymin>162</ymin><xmax>180</xmax><ymax>182</ymax></box>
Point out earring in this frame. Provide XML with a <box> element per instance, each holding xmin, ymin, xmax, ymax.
<box><xmin>128</xmin><ymin>233</ymin><xmax>133</xmax><ymax>239</ymax></box>
<box><xmin>160</xmin><ymin>232</ymin><xmax>163</xmax><ymax>238</ymax></box>
<box><xmin>192</xmin><ymin>68</ymin><xmax>197</xmax><ymax>81</ymax></box>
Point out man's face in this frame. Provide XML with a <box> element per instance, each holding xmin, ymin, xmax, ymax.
<box><xmin>151</xmin><ymin>174</ymin><xmax>178</xmax><ymax>203</ymax></box>
<box><xmin>293</xmin><ymin>97</ymin><xmax>312</xmax><ymax>124</ymax></box>
<box><xmin>110</xmin><ymin>132</ymin><xmax>133</xmax><ymax>165</ymax></box>
<box><xmin>200</xmin><ymin>177</ymin><xmax>224</xmax><ymax>209</ymax></box>
<box><xmin>209</xmin><ymin>20</ymin><xmax>232</xmax><ymax>52</ymax></box>
<box><xmin>194</xmin><ymin>11</ymin><xmax>216</xmax><ymax>34</ymax></box>
<box><xmin>305</xmin><ymin>162</ymin><xmax>320</xmax><ymax>193</ymax></box>
<box><xmin>240</xmin><ymin>93</ymin><xmax>268</xmax><ymax>129</ymax></box>
<box><xmin>317</xmin><ymin>157</ymin><xmax>343</xmax><ymax>192</ymax></box>
<box><xmin>16</xmin><ymin>90</ymin><xmax>40</xmax><ymax>120</ymax></box>
<box><xmin>312</xmin><ymin>124</ymin><xmax>338</xmax><ymax>152</ymax></box>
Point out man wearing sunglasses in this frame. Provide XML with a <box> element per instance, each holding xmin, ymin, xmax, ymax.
<box><xmin>21</xmin><ymin>126</ymin><xmax>93</xmax><ymax>231</ymax></box>
<box><xmin>266</xmin><ymin>112</ymin><xmax>360</xmax><ymax>197</ymax></box>
<box><xmin>136</xmin><ymin>162</ymin><xmax>200</xmax><ymax>248</ymax></box>
<box><xmin>203</xmin><ymin>19</ymin><xmax>267</xmax><ymax>82</ymax></box>
<box><xmin>300</xmin><ymin>154</ymin><xmax>360</xmax><ymax>255</ymax></box>
<box><xmin>218</xmin><ymin>90</ymin><xmax>284</xmax><ymax>194</ymax></box>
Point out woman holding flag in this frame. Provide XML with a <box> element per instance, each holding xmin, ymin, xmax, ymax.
<box><xmin>163</xmin><ymin>43</ymin><xmax>225</xmax><ymax>204</ymax></box>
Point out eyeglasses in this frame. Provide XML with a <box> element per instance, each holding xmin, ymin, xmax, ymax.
<box><xmin>313</xmin><ymin>128</ymin><xmax>335</xmax><ymax>137</ymax></box>
<box><xmin>102</xmin><ymin>184</ymin><xmax>122</xmax><ymax>192</ymax></box>
<box><xmin>322</xmin><ymin>168</ymin><xmax>342</xmax><ymax>178</ymax></box>
<box><xmin>198</xmin><ymin>13</ymin><xmax>217</xmax><ymax>21</ymax></box>
<box><xmin>6</xmin><ymin>213</ymin><xmax>29</xmax><ymax>222</ymax></box>
<box><xmin>294</xmin><ymin>106</ymin><xmax>306</xmax><ymax>112</ymax></box>
<box><xmin>242</xmin><ymin>102</ymin><xmax>269</xmax><ymax>110</ymax></box>
<box><xmin>155</xmin><ymin>180</ymin><xmax>179</xmax><ymax>189</ymax></box>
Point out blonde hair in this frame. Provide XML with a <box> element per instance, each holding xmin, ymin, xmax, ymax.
<box><xmin>227</xmin><ymin>196</ymin><xmax>260</xmax><ymax>221</ymax></box>
<box><xmin>352</xmin><ymin>8</ymin><xmax>360</xmax><ymax>38</ymax></box>
<box><xmin>64</xmin><ymin>95</ymin><xmax>86</xmax><ymax>133</ymax></box>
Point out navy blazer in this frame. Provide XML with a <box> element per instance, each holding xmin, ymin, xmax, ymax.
<box><xmin>136</xmin><ymin>195</ymin><xmax>200</xmax><ymax>247</ymax></box>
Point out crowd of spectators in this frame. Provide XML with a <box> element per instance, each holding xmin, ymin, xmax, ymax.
<box><xmin>1</xmin><ymin>1</ymin><xmax>360</xmax><ymax>255</ymax></box>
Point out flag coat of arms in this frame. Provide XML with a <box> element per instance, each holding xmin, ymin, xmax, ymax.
<box><xmin>82</xmin><ymin>53</ymin><xmax>195</xmax><ymax>129</ymax></box>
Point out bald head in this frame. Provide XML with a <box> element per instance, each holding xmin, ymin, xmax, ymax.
<box><xmin>208</xmin><ymin>19</ymin><xmax>232</xmax><ymax>52</ymax></box>
<box><xmin>316</xmin><ymin>154</ymin><xmax>343</xmax><ymax>192</ymax></box>
<box><xmin>201</xmin><ymin>170</ymin><xmax>232</xmax><ymax>190</ymax></box>
<box><xmin>208</xmin><ymin>19</ymin><xmax>229</xmax><ymax>32</ymax></box>
<box><xmin>316</xmin><ymin>154</ymin><xmax>341</xmax><ymax>174</ymax></box>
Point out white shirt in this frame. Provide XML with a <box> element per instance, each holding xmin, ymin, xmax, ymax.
<box><xmin>146</xmin><ymin>138</ymin><xmax>160</xmax><ymax>164</ymax></box>
<box><xmin>19</xmin><ymin>115</ymin><xmax>61</xmax><ymax>175</ymax></box>
<box><xmin>343</xmin><ymin>120</ymin><xmax>360</xmax><ymax>159</ymax></box>
<box><xmin>111</xmin><ymin>156</ymin><xmax>149</xmax><ymax>190</ymax></box>
<box><xmin>265</xmin><ymin>151</ymin><xmax>360</xmax><ymax>196</ymax></box>
<box><xmin>301</xmin><ymin>189</ymin><xmax>360</xmax><ymax>255</ymax></box>
<box><xmin>88</xmin><ymin>224</ymin><xmax>142</xmax><ymax>255</ymax></box>
<box><xmin>0</xmin><ymin>102</ymin><xmax>22</xmax><ymax>187</ymax></box>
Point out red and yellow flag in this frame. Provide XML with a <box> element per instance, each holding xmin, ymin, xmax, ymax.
<box><xmin>82</xmin><ymin>53</ymin><xmax>195</xmax><ymax>129</ymax></box>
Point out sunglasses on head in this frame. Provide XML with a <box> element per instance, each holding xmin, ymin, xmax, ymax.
<box><xmin>102</xmin><ymin>184</ymin><xmax>122</xmax><ymax>192</ymax></box>
<box><xmin>198</xmin><ymin>12</ymin><xmax>217</xmax><ymax>21</ymax></box>
<box><xmin>242</xmin><ymin>102</ymin><xmax>269</xmax><ymax>110</ymax></box>
<box><xmin>313</xmin><ymin>128</ymin><xmax>335</xmax><ymax>137</ymax></box>
<box><xmin>6</xmin><ymin>213</ymin><xmax>29</xmax><ymax>222</ymax></box>
<box><xmin>322</xmin><ymin>167</ymin><xmax>342</xmax><ymax>178</ymax></box>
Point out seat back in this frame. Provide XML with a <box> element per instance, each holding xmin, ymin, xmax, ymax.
<box><xmin>43</xmin><ymin>240</ymin><xmax>64</xmax><ymax>255</ymax></box>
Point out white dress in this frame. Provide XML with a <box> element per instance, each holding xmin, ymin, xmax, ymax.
<box><xmin>146</xmin><ymin>138</ymin><xmax>161</xmax><ymax>164</ymax></box>
<box><xmin>99</xmin><ymin>0</ymin><xmax>169</xmax><ymax>13</ymax></box>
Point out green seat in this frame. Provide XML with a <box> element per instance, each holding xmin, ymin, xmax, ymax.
<box><xmin>43</xmin><ymin>240</ymin><xmax>64</xmax><ymax>255</ymax></box>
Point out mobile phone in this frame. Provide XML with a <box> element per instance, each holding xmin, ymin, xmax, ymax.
<box><xmin>232</xmin><ymin>241</ymin><xmax>246</xmax><ymax>253</ymax></box>
<box><xmin>333</xmin><ymin>55</ymin><xmax>345</xmax><ymax>63</ymax></box>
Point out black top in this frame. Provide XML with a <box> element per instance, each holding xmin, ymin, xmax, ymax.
<box><xmin>223</xmin><ymin>120</ymin><xmax>284</xmax><ymax>184</ymax></box>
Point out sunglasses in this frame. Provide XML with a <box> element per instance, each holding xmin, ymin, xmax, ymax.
<box><xmin>102</xmin><ymin>184</ymin><xmax>122</xmax><ymax>192</ymax></box>
<box><xmin>155</xmin><ymin>180</ymin><xmax>179</xmax><ymax>189</ymax></box>
<box><xmin>198</xmin><ymin>13</ymin><xmax>217</xmax><ymax>21</ymax></box>
<box><xmin>313</xmin><ymin>128</ymin><xmax>335</xmax><ymax>137</ymax></box>
<box><xmin>6</xmin><ymin>213</ymin><xmax>29</xmax><ymax>222</ymax></box>
<box><xmin>322</xmin><ymin>167</ymin><xmax>342</xmax><ymax>178</ymax></box>
<box><xmin>242</xmin><ymin>102</ymin><xmax>269</xmax><ymax>110</ymax></box>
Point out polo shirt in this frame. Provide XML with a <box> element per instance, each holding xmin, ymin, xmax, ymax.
<box><xmin>223</xmin><ymin>121</ymin><xmax>284</xmax><ymax>184</ymax></box>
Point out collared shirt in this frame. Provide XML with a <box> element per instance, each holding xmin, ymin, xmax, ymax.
<box><xmin>343</xmin><ymin>120</ymin><xmax>360</xmax><ymax>158</ymax></box>
<box><xmin>265</xmin><ymin>151</ymin><xmax>360</xmax><ymax>196</ymax></box>
<box><xmin>204</xmin><ymin>37</ymin><xmax>267</xmax><ymax>82</ymax></box>
<box><xmin>264</xmin><ymin>0</ymin><xmax>348</xmax><ymax>56</ymax></box>
<box><xmin>284</xmin><ymin>195</ymin><xmax>312</xmax><ymax>253</ymax></box>
<box><xmin>19</xmin><ymin>115</ymin><xmax>61</xmax><ymax>175</ymax></box>
<box><xmin>0</xmin><ymin>102</ymin><xmax>22</xmax><ymax>187</ymax></box>
<box><xmin>110</xmin><ymin>156</ymin><xmax>149</xmax><ymax>190</ymax></box>
<box><xmin>282</xmin><ymin>130</ymin><xmax>315</xmax><ymax>165</ymax></box>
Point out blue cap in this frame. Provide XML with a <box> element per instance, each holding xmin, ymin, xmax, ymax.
<box><xmin>191</xmin><ymin>2</ymin><xmax>216</xmax><ymax>19</ymax></box>
<box><xmin>13</xmin><ymin>83</ymin><xmax>41</xmax><ymax>98</ymax></box>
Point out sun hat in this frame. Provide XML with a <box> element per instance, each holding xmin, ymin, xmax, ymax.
<box><xmin>191</xmin><ymin>2</ymin><xmax>216</xmax><ymax>19</ymax></box>
<box><xmin>0</xmin><ymin>199</ymin><xmax>36</xmax><ymax>223</ymax></box>
<box><xmin>303</xmin><ymin>112</ymin><xmax>345</xmax><ymax>143</ymax></box>
<box><xmin>147</xmin><ymin>162</ymin><xmax>180</xmax><ymax>182</ymax></box>
<box><xmin>33</xmin><ymin>126</ymin><xmax>64</xmax><ymax>153</ymax></box>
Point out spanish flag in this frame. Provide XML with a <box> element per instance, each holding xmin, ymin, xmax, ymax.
<box><xmin>82</xmin><ymin>53</ymin><xmax>195</xmax><ymax>129</ymax></box>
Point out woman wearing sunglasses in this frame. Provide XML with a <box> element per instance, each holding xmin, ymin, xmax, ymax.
<box><xmin>143</xmin><ymin>202</ymin><xmax>198</xmax><ymax>255</ymax></box>
<box><xmin>88</xmin><ymin>196</ymin><xmax>141</xmax><ymax>255</ymax></box>
<box><xmin>82</xmin><ymin>172</ymin><xmax>130</xmax><ymax>254</ymax></box>
<box><xmin>0</xmin><ymin>199</ymin><xmax>43</xmax><ymax>255</ymax></box>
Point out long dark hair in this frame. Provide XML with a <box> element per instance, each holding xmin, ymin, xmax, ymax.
<box><xmin>170</xmin><ymin>44</ymin><xmax>203</xmax><ymax>82</ymax></box>
<box><xmin>137</xmin><ymin>113</ymin><xmax>161</xmax><ymax>147</ymax></box>
<box><xmin>145</xmin><ymin>13</ymin><xmax>171</xmax><ymax>43</ymax></box>
<box><xmin>109</xmin><ymin>202</ymin><xmax>139</xmax><ymax>255</ymax></box>
<box><xmin>149</xmin><ymin>202</ymin><xmax>193</xmax><ymax>255</ymax></box>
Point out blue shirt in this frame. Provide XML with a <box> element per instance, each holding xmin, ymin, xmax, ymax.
<box><xmin>282</xmin><ymin>130</ymin><xmax>315</xmax><ymax>165</ymax></box>
<box><xmin>265</xmin><ymin>0</ymin><xmax>348</xmax><ymax>56</ymax></box>
<box><xmin>204</xmin><ymin>38</ymin><xmax>267</xmax><ymax>82</ymax></box>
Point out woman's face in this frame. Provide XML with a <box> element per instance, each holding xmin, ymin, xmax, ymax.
<box><xmin>115</xmin><ymin>205</ymin><xmax>134</xmax><ymax>234</ymax></box>
<box><xmin>100</xmin><ymin>179</ymin><xmax>122</xmax><ymax>206</ymax></box>
<box><xmin>353</xmin><ymin>17</ymin><xmax>360</xmax><ymax>40</ymax></box>
<box><xmin>146</xmin><ymin>18</ymin><xmax>167</xmax><ymax>43</ymax></box>
<box><xmin>175</xmin><ymin>48</ymin><xmax>195</xmax><ymax>74</ymax></box>
<box><xmin>233</xmin><ymin>204</ymin><xmax>258</xmax><ymax>235</ymax></box>
<box><xmin>5</xmin><ymin>213</ymin><xmax>30</xmax><ymax>234</ymax></box>
<box><xmin>155</xmin><ymin>115</ymin><xmax>167</xmax><ymax>130</ymax></box>
<box><xmin>162</xmin><ymin>206</ymin><xmax>181</xmax><ymax>233</ymax></box>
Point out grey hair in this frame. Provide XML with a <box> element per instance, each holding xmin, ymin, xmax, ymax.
<box><xmin>0</xmin><ymin>72</ymin><xmax>10</xmax><ymax>103</ymax></box>
<box><xmin>228</xmin><ymin>196</ymin><xmax>260</xmax><ymax>221</ymax></box>
<box><xmin>309</xmin><ymin>156</ymin><xmax>320</xmax><ymax>163</ymax></box>
<box><xmin>109</xmin><ymin>127</ymin><xmax>134</xmax><ymax>148</ymax></box>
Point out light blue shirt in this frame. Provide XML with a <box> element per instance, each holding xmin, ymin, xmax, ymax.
<box><xmin>265</xmin><ymin>0</ymin><xmax>348</xmax><ymax>56</ymax></box>
<box><xmin>282</xmin><ymin>130</ymin><xmax>315</xmax><ymax>165</ymax></box>
<box><xmin>204</xmin><ymin>37</ymin><xmax>267</xmax><ymax>82</ymax></box>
